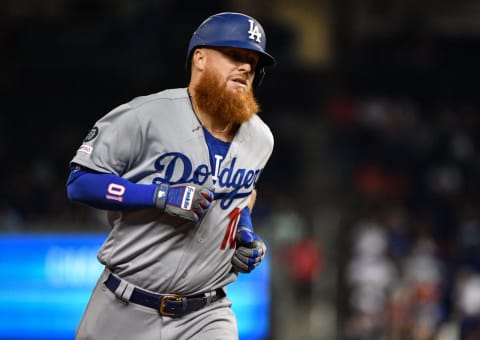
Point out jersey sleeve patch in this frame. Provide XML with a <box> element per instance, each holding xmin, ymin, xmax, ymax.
<box><xmin>78</xmin><ymin>144</ymin><xmax>93</xmax><ymax>154</ymax></box>
<box><xmin>83</xmin><ymin>126</ymin><xmax>99</xmax><ymax>142</ymax></box>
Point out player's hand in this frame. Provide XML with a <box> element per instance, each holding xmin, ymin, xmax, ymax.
<box><xmin>231</xmin><ymin>227</ymin><xmax>267</xmax><ymax>273</ymax></box>
<box><xmin>154</xmin><ymin>183</ymin><xmax>213</xmax><ymax>222</ymax></box>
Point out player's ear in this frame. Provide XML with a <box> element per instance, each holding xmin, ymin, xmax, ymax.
<box><xmin>192</xmin><ymin>48</ymin><xmax>206</xmax><ymax>71</ymax></box>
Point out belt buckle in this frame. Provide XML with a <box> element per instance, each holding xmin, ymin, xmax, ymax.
<box><xmin>159</xmin><ymin>295</ymin><xmax>184</xmax><ymax>317</ymax></box>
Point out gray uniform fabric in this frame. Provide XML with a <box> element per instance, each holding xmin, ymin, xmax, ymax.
<box><xmin>72</xmin><ymin>88</ymin><xmax>273</xmax><ymax>339</ymax></box>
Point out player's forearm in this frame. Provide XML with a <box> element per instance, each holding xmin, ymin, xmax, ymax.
<box><xmin>66</xmin><ymin>168</ymin><xmax>157</xmax><ymax>211</ymax></box>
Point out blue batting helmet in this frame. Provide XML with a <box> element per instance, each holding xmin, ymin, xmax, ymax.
<box><xmin>187</xmin><ymin>12</ymin><xmax>276</xmax><ymax>87</ymax></box>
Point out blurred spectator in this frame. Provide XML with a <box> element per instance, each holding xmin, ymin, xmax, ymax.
<box><xmin>455</xmin><ymin>269</ymin><xmax>480</xmax><ymax>339</ymax></box>
<box><xmin>285</xmin><ymin>233</ymin><xmax>324</xmax><ymax>300</ymax></box>
<box><xmin>345</xmin><ymin>221</ymin><xmax>398</xmax><ymax>339</ymax></box>
<box><xmin>399</xmin><ymin>236</ymin><xmax>445</xmax><ymax>339</ymax></box>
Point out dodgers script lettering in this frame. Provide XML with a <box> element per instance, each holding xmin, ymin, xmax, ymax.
<box><xmin>152</xmin><ymin>152</ymin><xmax>263</xmax><ymax>209</ymax></box>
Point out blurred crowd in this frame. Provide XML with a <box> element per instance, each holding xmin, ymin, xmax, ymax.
<box><xmin>328</xmin><ymin>94</ymin><xmax>480</xmax><ymax>339</ymax></box>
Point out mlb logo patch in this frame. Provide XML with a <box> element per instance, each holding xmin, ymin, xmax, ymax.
<box><xmin>181</xmin><ymin>186</ymin><xmax>195</xmax><ymax>210</ymax></box>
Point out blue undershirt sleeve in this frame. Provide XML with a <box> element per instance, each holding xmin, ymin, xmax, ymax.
<box><xmin>66</xmin><ymin>168</ymin><xmax>158</xmax><ymax>211</ymax></box>
<box><xmin>238</xmin><ymin>206</ymin><xmax>254</xmax><ymax>231</ymax></box>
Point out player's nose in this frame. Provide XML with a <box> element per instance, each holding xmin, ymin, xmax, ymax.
<box><xmin>237</xmin><ymin>61</ymin><xmax>254</xmax><ymax>75</ymax></box>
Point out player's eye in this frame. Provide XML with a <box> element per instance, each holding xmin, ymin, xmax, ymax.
<box><xmin>222</xmin><ymin>49</ymin><xmax>258</xmax><ymax>68</ymax></box>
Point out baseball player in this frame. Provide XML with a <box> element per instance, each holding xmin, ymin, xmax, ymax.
<box><xmin>66</xmin><ymin>12</ymin><xmax>276</xmax><ymax>340</ymax></box>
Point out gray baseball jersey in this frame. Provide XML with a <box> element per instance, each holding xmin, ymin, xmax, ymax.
<box><xmin>71</xmin><ymin>88</ymin><xmax>273</xmax><ymax>296</ymax></box>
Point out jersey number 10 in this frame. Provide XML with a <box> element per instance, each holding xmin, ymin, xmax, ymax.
<box><xmin>220</xmin><ymin>207</ymin><xmax>241</xmax><ymax>250</ymax></box>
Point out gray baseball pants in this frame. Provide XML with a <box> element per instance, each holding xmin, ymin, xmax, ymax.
<box><xmin>76</xmin><ymin>269</ymin><xmax>238</xmax><ymax>340</ymax></box>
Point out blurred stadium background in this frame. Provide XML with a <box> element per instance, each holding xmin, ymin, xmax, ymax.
<box><xmin>2</xmin><ymin>0</ymin><xmax>480</xmax><ymax>339</ymax></box>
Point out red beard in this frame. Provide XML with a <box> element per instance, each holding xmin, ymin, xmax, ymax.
<box><xmin>193</xmin><ymin>66</ymin><xmax>260</xmax><ymax>125</ymax></box>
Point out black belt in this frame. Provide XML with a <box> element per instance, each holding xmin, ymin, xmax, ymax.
<box><xmin>104</xmin><ymin>273</ymin><xmax>225</xmax><ymax>317</ymax></box>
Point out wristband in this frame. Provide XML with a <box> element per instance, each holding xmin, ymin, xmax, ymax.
<box><xmin>154</xmin><ymin>183</ymin><xmax>169</xmax><ymax>210</ymax></box>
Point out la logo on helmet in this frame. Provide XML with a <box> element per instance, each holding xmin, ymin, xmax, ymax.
<box><xmin>248</xmin><ymin>19</ymin><xmax>262</xmax><ymax>43</ymax></box>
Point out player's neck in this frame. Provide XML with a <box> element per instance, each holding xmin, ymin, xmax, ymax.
<box><xmin>197</xmin><ymin>109</ymin><xmax>236</xmax><ymax>142</ymax></box>
<box><xmin>188</xmin><ymin>90</ymin><xmax>237</xmax><ymax>141</ymax></box>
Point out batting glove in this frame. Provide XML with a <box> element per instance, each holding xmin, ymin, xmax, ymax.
<box><xmin>231</xmin><ymin>227</ymin><xmax>267</xmax><ymax>273</ymax></box>
<box><xmin>154</xmin><ymin>183</ymin><xmax>213</xmax><ymax>222</ymax></box>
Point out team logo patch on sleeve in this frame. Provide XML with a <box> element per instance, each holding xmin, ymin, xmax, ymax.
<box><xmin>83</xmin><ymin>126</ymin><xmax>98</xmax><ymax>142</ymax></box>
